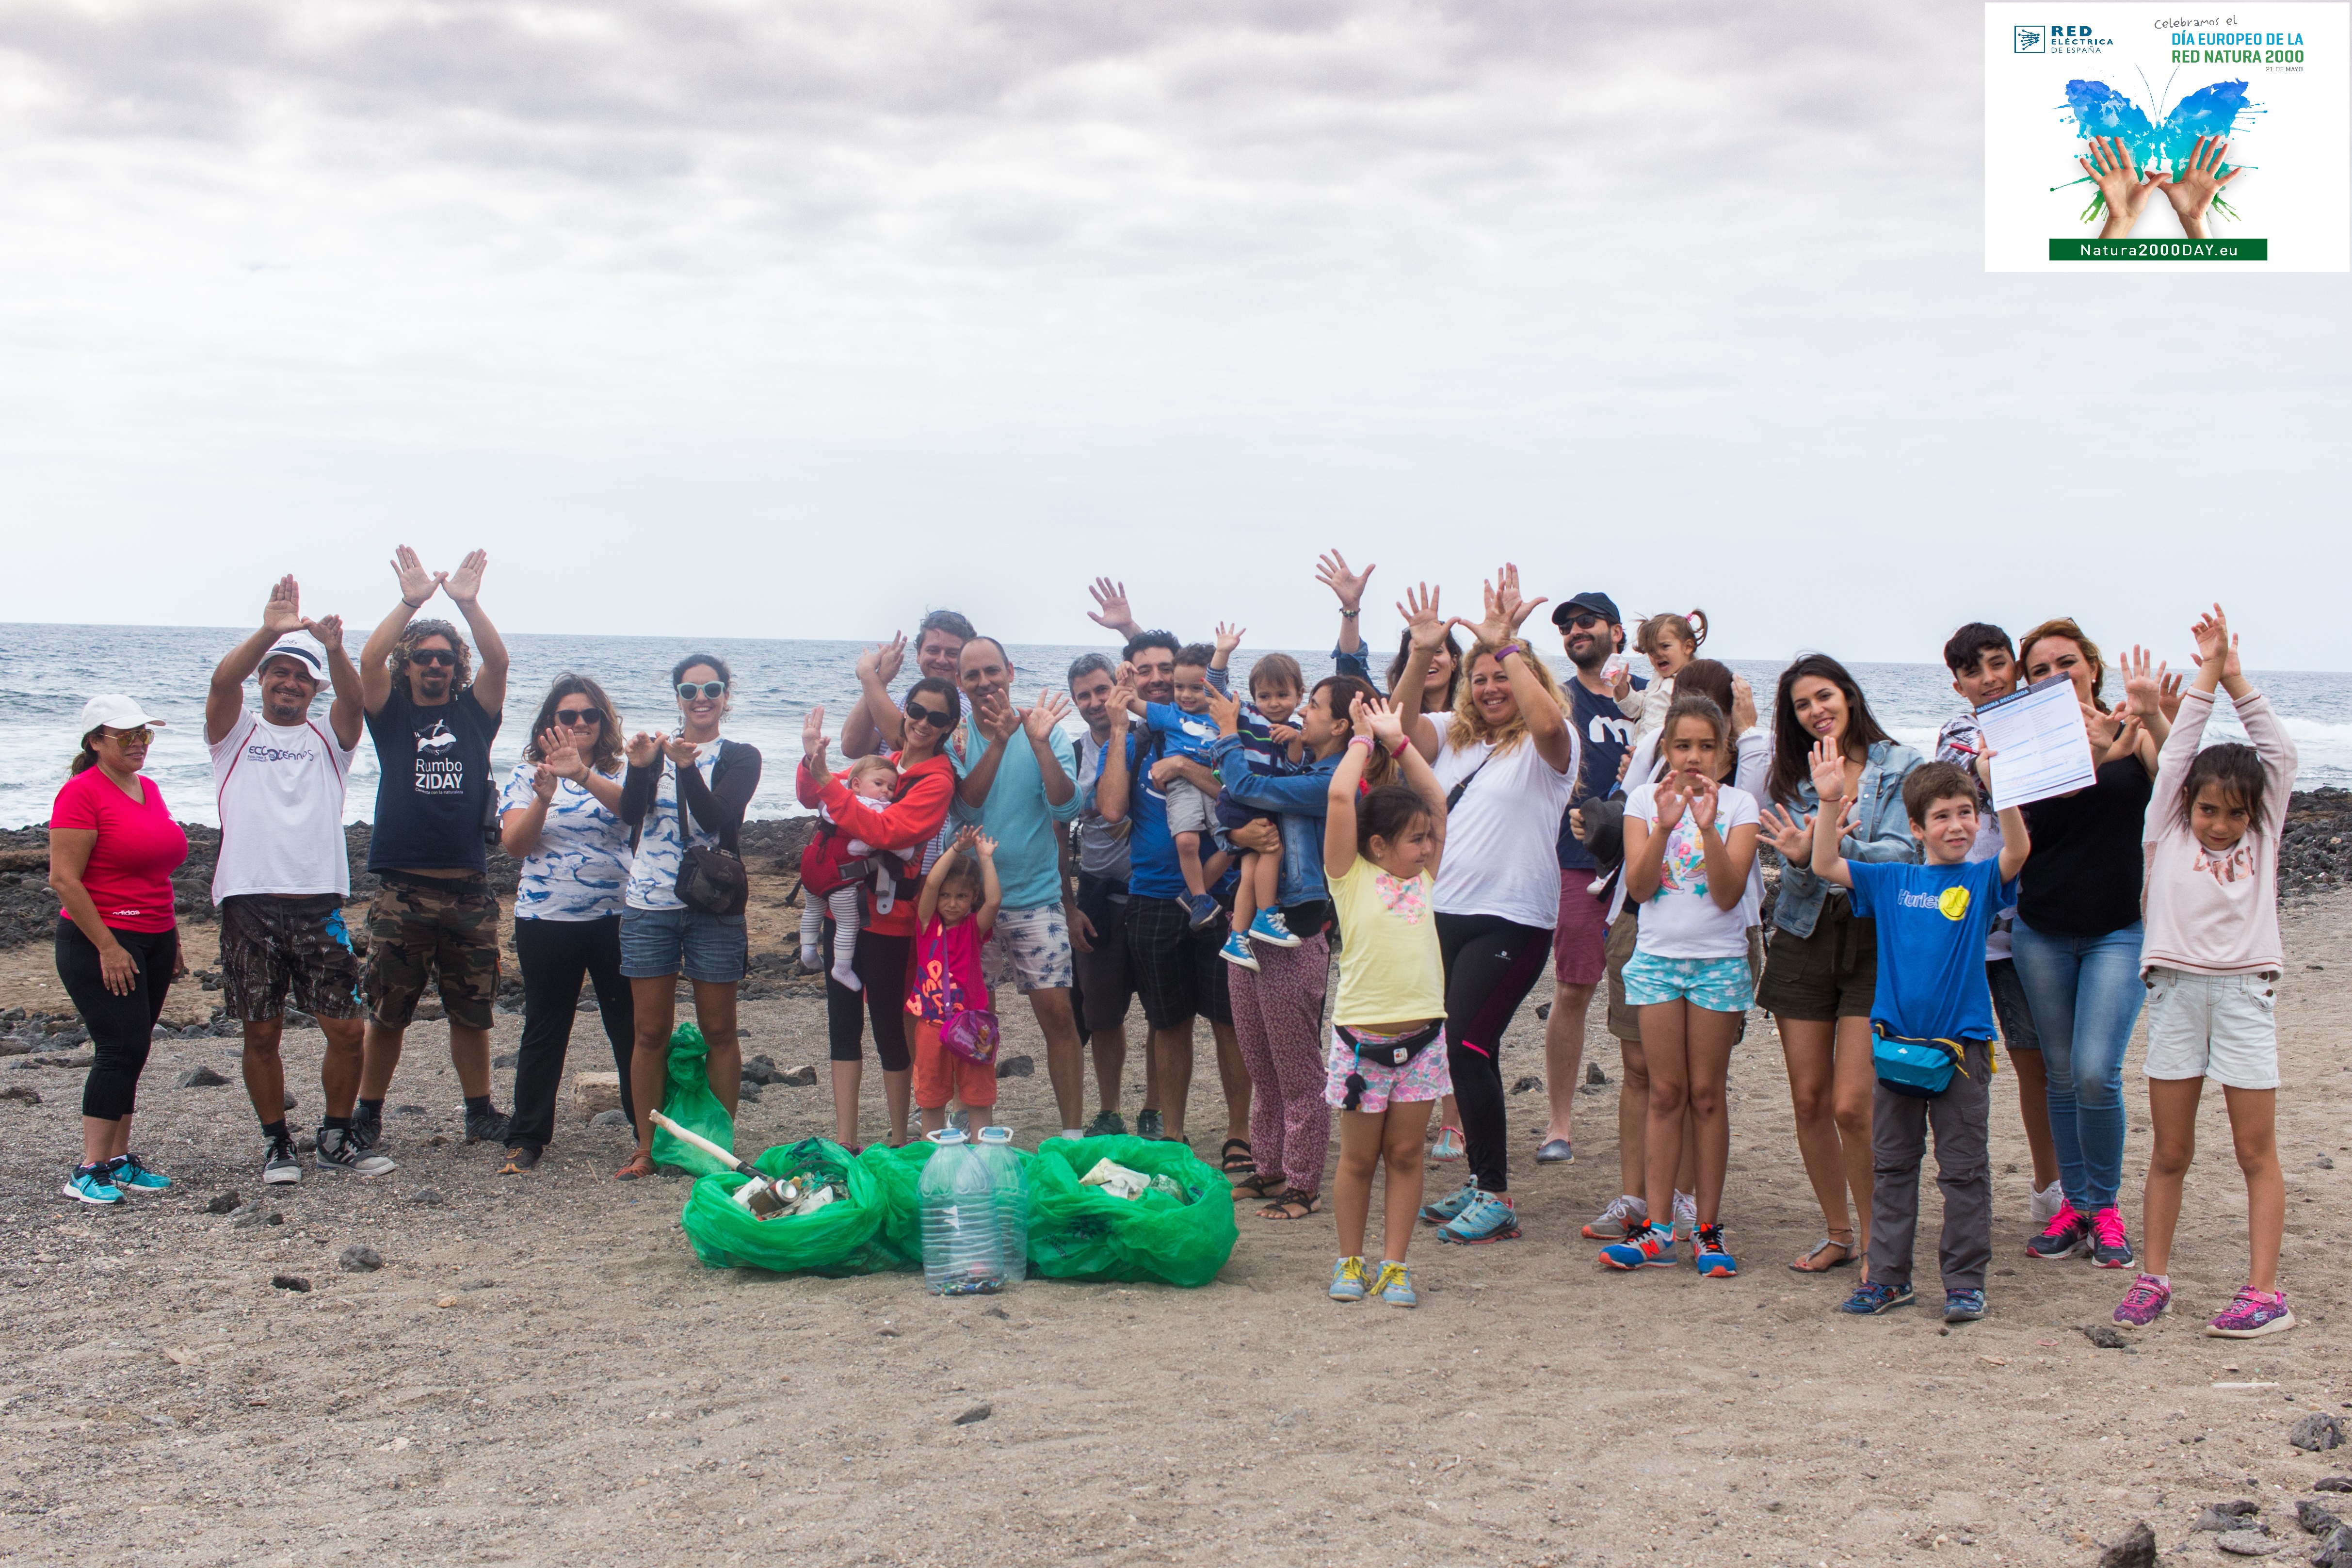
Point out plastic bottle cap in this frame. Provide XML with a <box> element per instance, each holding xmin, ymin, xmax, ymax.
<box><xmin>977</xmin><ymin>1127</ymin><xmax>1013</xmax><ymax>1145</ymax></box>
<box><xmin>928</xmin><ymin>1128</ymin><xmax>968</xmax><ymax>1145</ymax></box>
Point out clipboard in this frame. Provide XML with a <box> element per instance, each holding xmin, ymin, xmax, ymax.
<box><xmin>1973</xmin><ymin>674</ymin><xmax>2097</xmax><ymax>811</ymax></box>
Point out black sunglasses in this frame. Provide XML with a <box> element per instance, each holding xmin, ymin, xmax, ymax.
<box><xmin>677</xmin><ymin>681</ymin><xmax>727</xmax><ymax>700</ymax></box>
<box><xmin>408</xmin><ymin>648</ymin><xmax>457</xmax><ymax>668</ymax></box>
<box><xmin>552</xmin><ymin>709</ymin><xmax>601</xmax><ymax>727</ymax></box>
<box><xmin>905</xmin><ymin>703</ymin><xmax>953</xmax><ymax>730</ymax></box>
<box><xmin>1562</xmin><ymin>613</ymin><xmax>1606</xmax><ymax>631</ymax></box>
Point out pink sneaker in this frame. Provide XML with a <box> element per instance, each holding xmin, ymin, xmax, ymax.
<box><xmin>2024</xmin><ymin>1201</ymin><xmax>2089</xmax><ymax>1260</ymax></box>
<box><xmin>2089</xmin><ymin>1207</ymin><xmax>2135</xmax><ymax>1269</ymax></box>
<box><xmin>2205</xmin><ymin>1286</ymin><xmax>2297</xmax><ymax>1339</ymax></box>
<box><xmin>2112</xmin><ymin>1274</ymin><xmax>2171</xmax><ymax>1327</ymax></box>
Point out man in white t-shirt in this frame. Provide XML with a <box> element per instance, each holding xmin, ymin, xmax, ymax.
<box><xmin>205</xmin><ymin>577</ymin><xmax>391</xmax><ymax>1186</ymax></box>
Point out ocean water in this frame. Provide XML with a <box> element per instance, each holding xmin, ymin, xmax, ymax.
<box><xmin>5</xmin><ymin>622</ymin><xmax>2348</xmax><ymax>828</ymax></box>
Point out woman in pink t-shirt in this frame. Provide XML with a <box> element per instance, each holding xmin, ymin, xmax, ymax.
<box><xmin>49</xmin><ymin>696</ymin><xmax>189</xmax><ymax>1206</ymax></box>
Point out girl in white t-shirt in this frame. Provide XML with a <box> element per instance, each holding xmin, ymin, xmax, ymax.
<box><xmin>1602</xmin><ymin>693</ymin><xmax>1759</xmax><ymax>1278</ymax></box>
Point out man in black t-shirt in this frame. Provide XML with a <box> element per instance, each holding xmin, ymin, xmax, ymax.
<box><xmin>353</xmin><ymin>545</ymin><xmax>512</xmax><ymax>1153</ymax></box>
<box><xmin>1539</xmin><ymin>591</ymin><xmax>1639</xmax><ymax>1165</ymax></box>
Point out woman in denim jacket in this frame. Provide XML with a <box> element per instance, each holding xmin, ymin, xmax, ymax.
<box><xmin>1755</xmin><ymin>655</ymin><xmax>1922</xmax><ymax>1276</ymax></box>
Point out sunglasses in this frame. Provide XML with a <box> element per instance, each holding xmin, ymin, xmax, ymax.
<box><xmin>408</xmin><ymin>648</ymin><xmax>457</xmax><ymax>668</ymax></box>
<box><xmin>552</xmin><ymin>709</ymin><xmax>601</xmax><ymax>727</ymax></box>
<box><xmin>677</xmin><ymin>681</ymin><xmax>727</xmax><ymax>700</ymax></box>
<box><xmin>101</xmin><ymin>727</ymin><xmax>153</xmax><ymax>745</ymax></box>
<box><xmin>905</xmin><ymin>703</ymin><xmax>953</xmax><ymax>730</ymax></box>
<box><xmin>1563</xmin><ymin>614</ymin><xmax>1606</xmax><ymax>631</ymax></box>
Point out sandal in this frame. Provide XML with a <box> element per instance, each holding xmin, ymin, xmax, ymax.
<box><xmin>1221</xmin><ymin>1139</ymin><xmax>1256</xmax><ymax>1175</ymax></box>
<box><xmin>1258</xmin><ymin>1190</ymin><xmax>1322</xmax><ymax>1221</ymax></box>
<box><xmin>498</xmin><ymin>1146</ymin><xmax>542</xmax><ymax>1176</ymax></box>
<box><xmin>614</xmin><ymin>1152</ymin><xmax>656</xmax><ymax>1181</ymax></box>
<box><xmin>1229</xmin><ymin>1172</ymin><xmax>1288</xmax><ymax>1202</ymax></box>
<box><xmin>1790</xmin><ymin>1231</ymin><xmax>1857</xmax><ymax>1273</ymax></box>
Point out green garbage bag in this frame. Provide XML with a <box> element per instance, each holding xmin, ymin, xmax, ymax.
<box><xmin>649</xmin><ymin>1022</ymin><xmax>734</xmax><ymax>1176</ymax></box>
<box><xmin>1024</xmin><ymin>1135</ymin><xmax>1237</xmax><ymax>1287</ymax></box>
<box><xmin>858</xmin><ymin>1140</ymin><xmax>937</xmax><ymax>1268</ymax></box>
<box><xmin>679</xmin><ymin>1139</ymin><xmax>914</xmax><ymax>1276</ymax></box>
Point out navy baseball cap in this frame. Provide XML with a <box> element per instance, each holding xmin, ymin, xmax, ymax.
<box><xmin>1551</xmin><ymin>592</ymin><xmax>1622</xmax><ymax>628</ymax></box>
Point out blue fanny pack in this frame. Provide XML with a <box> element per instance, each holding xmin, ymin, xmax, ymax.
<box><xmin>1871</xmin><ymin>1028</ymin><xmax>1964</xmax><ymax>1099</ymax></box>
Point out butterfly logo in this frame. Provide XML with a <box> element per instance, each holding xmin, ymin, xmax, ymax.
<box><xmin>2061</xmin><ymin>76</ymin><xmax>2257</xmax><ymax>220</ymax></box>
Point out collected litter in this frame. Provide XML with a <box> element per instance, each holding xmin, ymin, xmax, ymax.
<box><xmin>651</xmin><ymin>1110</ymin><xmax>840</xmax><ymax>1219</ymax></box>
<box><xmin>1079</xmin><ymin>1158</ymin><xmax>1188</xmax><ymax>1203</ymax></box>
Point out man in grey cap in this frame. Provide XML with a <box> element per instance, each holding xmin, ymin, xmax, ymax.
<box><xmin>205</xmin><ymin>575</ymin><xmax>389</xmax><ymax>1184</ymax></box>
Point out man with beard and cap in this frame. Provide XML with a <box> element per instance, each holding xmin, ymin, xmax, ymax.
<box><xmin>945</xmin><ymin>636</ymin><xmax>1088</xmax><ymax>1136</ymax></box>
<box><xmin>1536</xmin><ymin>591</ymin><xmax>1640</xmax><ymax>1166</ymax></box>
<box><xmin>353</xmin><ymin>545</ymin><xmax>511</xmax><ymax>1154</ymax></box>
<box><xmin>205</xmin><ymin>575</ymin><xmax>388</xmax><ymax>1185</ymax></box>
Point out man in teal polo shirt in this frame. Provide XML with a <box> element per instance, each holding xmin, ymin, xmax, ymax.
<box><xmin>949</xmin><ymin>637</ymin><xmax>1088</xmax><ymax>1138</ymax></box>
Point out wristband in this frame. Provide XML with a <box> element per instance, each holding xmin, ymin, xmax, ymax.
<box><xmin>1339</xmin><ymin>609</ymin><xmax>1360</xmax><ymax>619</ymax></box>
<box><xmin>1495</xmin><ymin>643</ymin><xmax>1523</xmax><ymax>662</ymax></box>
<box><xmin>401</xmin><ymin>596</ymin><xmax>424</xmax><ymax>609</ymax></box>
<box><xmin>1348</xmin><ymin>735</ymin><xmax>1375</xmax><ymax>750</ymax></box>
<box><xmin>1388</xmin><ymin>735</ymin><xmax>1410</xmax><ymax>757</ymax></box>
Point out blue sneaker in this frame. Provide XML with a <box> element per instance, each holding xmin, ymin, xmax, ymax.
<box><xmin>1436</xmin><ymin>1193</ymin><xmax>1520</xmax><ymax>1245</ymax></box>
<box><xmin>1837</xmin><ymin>1280</ymin><xmax>1917</xmax><ymax>1315</ymax></box>
<box><xmin>1944</xmin><ymin>1288</ymin><xmax>1987</xmax><ymax>1323</ymax></box>
<box><xmin>1183</xmin><ymin>893</ymin><xmax>1223</xmax><ymax>930</ymax></box>
<box><xmin>1329</xmin><ymin>1256</ymin><xmax>1369</xmax><ymax>1302</ymax></box>
<box><xmin>1247</xmin><ymin>908</ymin><xmax>1302</xmax><ymax>948</ymax></box>
<box><xmin>1692</xmin><ymin>1222</ymin><xmax>1738</xmax><ymax>1277</ymax></box>
<box><xmin>106</xmin><ymin>1152</ymin><xmax>170</xmax><ymax>1192</ymax></box>
<box><xmin>1373</xmin><ymin>1261</ymin><xmax>1418</xmax><ymax>1307</ymax></box>
<box><xmin>1218</xmin><ymin>931</ymin><xmax>1260</xmax><ymax>971</ymax></box>
<box><xmin>1418</xmin><ymin>1179</ymin><xmax>1482</xmax><ymax>1226</ymax></box>
<box><xmin>62</xmin><ymin>1165</ymin><xmax>122</xmax><ymax>1205</ymax></box>
<box><xmin>1601</xmin><ymin>1222</ymin><xmax>1677</xmax><ymax>1270</ymax></box>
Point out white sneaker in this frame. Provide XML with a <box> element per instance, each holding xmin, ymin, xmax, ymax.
<box><xmin>1581</xmin><ymin>1193</ymin><xmax>1647</xmax><ymax>1240</ymax></box>
<box><xmin>1673</xmin><ymin>1190</ymin><xmax>1698</xmax><ymax>1242</ymax></box>
<box><xmin>2030</xmin><ymin>1180</ymin><xmax>2063</xmax><ymax>1225</ymax></box>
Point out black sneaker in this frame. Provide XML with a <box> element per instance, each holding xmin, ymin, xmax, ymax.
<box><xmin>351</xmin><ymin>1102</ymin><xmax>384</xmax><ymax>1152</ymax></box>
<box><xmin>1084</xmin><ymin>1110</ymin><xmax>1127</xmax><ymax>1138</ymax></box>
<box><xmin>262</xmin><ymin>1133</ymin><xmax>303</xmax><ymax>1186</ymax></box>
<box><xmin>316</xmin><ymin>1126</ymin><xmax>397</xmax><ymax>1177</ymax></box>
<box><xmin>1135</xmin><ymin>1108</ymin><xmax>1164</xmax><ymax>1140</ymax></box>
<box><xmin>463</xmin><ymin>1103</ymin><xmax>513</xmax><ymax>1146</ymax></box>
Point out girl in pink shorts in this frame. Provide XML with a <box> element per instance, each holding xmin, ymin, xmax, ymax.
<box><xmin>1321</xmin><ymin>694</ymin><xmax>1453</xmax><ymax>1308</ymax></box>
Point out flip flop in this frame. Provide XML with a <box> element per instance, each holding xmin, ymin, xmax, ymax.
<box><xmin>1221</xmin><ymin>1139</ymin><xmax>1256</xmax><ymax>1175</ymax></box>
<box><xmin>1535</xmin><ymin>1138</ymin><xmax>1574</xmax><ymax>1164</ymax></box>
<box><xmin>1790</xmin><ymin>1234</ymin><xmax>1858</xmax><ymax>1273</ymax></box>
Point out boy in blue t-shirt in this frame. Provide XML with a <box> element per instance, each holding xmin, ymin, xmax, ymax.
<box><xmin>1123</xmin><ymin>642</ymin><xmax>1233</xmax><ymax>929</ymax></box>
<box><xmin>1807</xmin><ymin>747</ymin><xmax>2030</xmax><ymax>1325</ymax></box>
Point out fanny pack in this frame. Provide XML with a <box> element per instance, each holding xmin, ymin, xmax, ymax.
<box><xmin>939</xmin><ymin>1007</ymin><xmax>1002</xmax><ymax>1066</ymax></box>
<box><xmin>670</xmin><ymin>754</ymin><xmax>749</xmax><ymax>919</ymax></box>
<box><xmin>1337</xmin><ymin>1022</ymin><xmax>1444</xmax><ymax>1111</ymax></box>
<box><xmin>1871</xmin><ymin>1026</ymin><xmax>1979</xmax><ymax>1100</ymax></box>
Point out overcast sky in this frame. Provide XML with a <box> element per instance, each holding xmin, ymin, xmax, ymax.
<box><xmin>1</xmin><ymin>0</ymin><xmax>2346</xmax><ymax>668</ymax></box>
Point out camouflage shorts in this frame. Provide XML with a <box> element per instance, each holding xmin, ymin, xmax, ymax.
<box><xmin>362</xmin><ymin>875</ymin><xmax>501</xmax><ymax>1031</ymax></box>
<box><xmin>220</xmin><ymin>894</ymin><xmax>365</xmax><ymax>1023</ymax></box>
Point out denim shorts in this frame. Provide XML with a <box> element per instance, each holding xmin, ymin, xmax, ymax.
<box><xmin>620</xmin><ymin>904</ymin><xmax>747</xmax><ymax>985</ymax></box>
<box><xmin>1622</xmin><ymin>951</ymin><xmax>1755</xmax><ymax>1015</ymax></box>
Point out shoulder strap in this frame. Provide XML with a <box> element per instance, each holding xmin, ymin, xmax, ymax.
<box><xmin>1444</xmin><ymin>752</ymin><xmax>1491</xmax><ymax>813</ymax></box>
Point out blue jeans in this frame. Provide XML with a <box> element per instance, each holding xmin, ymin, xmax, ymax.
<box><xmin>2009</xmin><ymin>920</ymin><xmax>2145</xmax><ymax>1213</ymax></box>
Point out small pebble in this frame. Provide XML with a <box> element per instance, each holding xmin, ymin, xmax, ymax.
<box><xmin>270</xmin><ymin>1274</ymin><xmax>311</xmax><ymax>1293</ymax></box>
<box><xmin>408</xmin><ymin>1188</ymin><xmax>447</xmax><ymax>1207</ymax></box>
<box><xmin>338</xmin><ymin>1245</ymin><xmax>383</xmax><ymax>1274</ymax></box>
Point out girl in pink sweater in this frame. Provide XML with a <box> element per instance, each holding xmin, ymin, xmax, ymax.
<box><xmin>2112</xmin><ymin>606</ymin><xmax>2299</xmax><ymax>1339</ymax></box>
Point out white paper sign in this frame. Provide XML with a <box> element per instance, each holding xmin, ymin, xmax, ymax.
<box><xmin>1976</xmin><ymin>675</ymin><xmax>2099</xmax><ymax>809</ymax></box>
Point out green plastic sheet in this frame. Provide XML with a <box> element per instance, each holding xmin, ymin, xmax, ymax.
<box><xmin>649</xmin><ymin>1022</ymin><xmax>734</xmax><ymax>1176</ymax></box>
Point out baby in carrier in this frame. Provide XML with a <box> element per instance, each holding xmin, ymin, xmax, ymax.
<box><xmin>798</xmin><ymin>755</ymin><xmax>902</xmax><ymax>990</ymax></box>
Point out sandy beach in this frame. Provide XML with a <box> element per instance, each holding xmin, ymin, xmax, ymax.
<box><xmin>5</xmin><ymin>819</ymin><xmax>2352</xmax><ymax>1568</ymax></box>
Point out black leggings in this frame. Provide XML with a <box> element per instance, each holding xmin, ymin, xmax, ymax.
<box><xmin>1435</xmin><ymin>911</ymin><xmax>1551</xmax><ymax>1195</ymax></box>
<box><xmin>57</xmin><ymin>919</ymin><xmax>177</xmax><ymax>1122</ymax></box>
<box><xmin>824</xmin><ymin>924</ymin><xmax>913</xmax><ymax>1073</ymax></box>
<box><xmin>510</xmin><ymin>915</ymin><xmax>635</xmax><ymax>1149</ymax></box>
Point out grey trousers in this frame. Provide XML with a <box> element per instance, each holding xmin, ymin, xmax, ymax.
<box><xmin>1868</xmin><ymin>1037</ymin><xmax>1995</xmax><ymax>1293</ymax></box>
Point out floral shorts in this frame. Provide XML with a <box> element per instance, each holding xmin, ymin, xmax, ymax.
<box><xmin>1323</xmin><ymin>1025</ymin><xmax>1453</xmax><ymax>1113</ymax></box>
<box><xmin>983</xmin><ymin>902</ymin><xmax>1073</xmax><ymax>994</ymax></box>
<box><xmin>1622</xmin><ymin>951</ymin><xmax>1755</xmax><ymax>1015</ymax></box>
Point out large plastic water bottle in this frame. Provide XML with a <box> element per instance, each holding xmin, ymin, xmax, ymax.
<box><xmin>975</xmin><ymin>1127</ymin><xmax>1029</xmax><ymax>1285</ymax></box>
<box><xmin>918</xmin><ymin>1129</ymin><xmax>1002</xmax><ymax>1295</ymax></box>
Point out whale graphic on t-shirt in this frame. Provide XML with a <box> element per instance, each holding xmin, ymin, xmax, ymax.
<box><xmin>416</xmin><ymin>720</ymin><xmax>458</xmax><ymax>752</ymax></box>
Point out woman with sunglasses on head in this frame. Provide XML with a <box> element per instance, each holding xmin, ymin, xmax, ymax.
<box><xmin>50</xmin><ymin>696</ymin><xmax>190</xmax><ymax>1205</ymax></box>
<box><xmin>495</xmin><ymin>674</ymin><xmax>635</xmax><ymax>1175</ymax></box>
<box><xmin>799</xmin><ymin>676</ymin><xmax>962</xmax><ymax>1148</ymax></box>
<box><xmin>613</xmin><ymin>655</ymin><xmax>762</xmax><ymax>1180</ymax></box>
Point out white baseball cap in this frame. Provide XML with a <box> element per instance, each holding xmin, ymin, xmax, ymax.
<box><xmin>78</xmin><ymin>695</ymin><xmax>166</xmax><ymax>732</ymax></box>
<box><xmin>259</xmin><ymin>630</ymin><xmax>330</xmax><ymax>679</ymax></box>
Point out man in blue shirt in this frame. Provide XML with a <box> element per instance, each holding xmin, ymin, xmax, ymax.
<box><xmin>948</xmin><ymin>637</ymin><xmax>1087</xmax><ymax>1138</ymax></box>
<box><xmin>1539</xmin><ymin>591</ymin><xmax>1638</xmax><ymax>1166</ymax></box>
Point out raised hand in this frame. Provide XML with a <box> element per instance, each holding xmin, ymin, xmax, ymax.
<box><xmin>2118</xmin><ymin>645</ymin><xmax>2168</xmax><ymax>719</ymax></box>
<box><xmin>972</xmin><ymin>833</ymin><xmax>999</xmax><ymax>859</ymax></box>
<box><xmin>541</xmin><ymin>726</ymin><xmax>587</xmax><ymax>780</ymax></box>
<box><xmin>626</xmin><ymin>730</ymin><xmax>663</xmax><ymax>768</ymax></box>
<box><xmin>1203</xmin><ymin>682</ymin><xmax>1242</xmax><ymax>737</ymax></box>
<box><xmin>662</xmin><ymin>734</ymin><xmax>700</xmax><ymax>768</ymax></box>
<box><xmin>1611</xmin><ymin>663</ymin><xmax>1633</xmax><ymax>701</ymax></box>
<box><xmin>1807</xmin><ymin>737</ymin><xmax>1846</xmax><ymax>803</ymax></box>
<box><xmin>1086</xmin><ymin>578</ymin><xmax>1135</xmax><ymax>632</ymax></box>
<box><xmin>1397</xmin><ymin>583</ymin><xmax>1448</xmax><ymax>653</ymax></box>
<box><xmin>443</xmin><ymin>549</ymin><xmax>487</xmax><ymax>604</ymax></box>
<box><xmin>1651</xmin><ymin>770</ymin><xmax>1691</xmax><ymax>828</ymax></box>
<box><xmin>1315</xmin><ymin>550</ymin><xmax>1375</xmax><ymax>613</ymax></box>
<box><xmin>2190</xmin><ymin>604</ymin><xmax>2236</xmax><ymax>675</ymax></box>
<box><xmin>530</xmin><ymin>760</ymin><xmax>559</xmax><ymax>802</ymax></box>
<box><xmin>1491</xmin><ymin>562</ymin><xmax>1548</xmax><ymax>636</ymax></box>
<box><xmin>1731</xmin><ymin>676</ymin><xmax>1758</xmax><ymax>735</ymax></box>
<box><xmin>1757</xmin><ymin>803</ymin><xmax>1814</xmax><ymax>859</ymax></box>
<box><xmin>303</xmin><ymin>614</ymin><xmax>344</xmax><ymax>652</ymax></box>
<box><xmin>391</xmin><ymin>545</ymin><xmax>437</xmax><ymax>607</ymax></box>
<box><xmin>975</xmin><ymin>693</ymin><xmax>1021</xmax><ymax>744</ymax></box>
<box><xmin>1688</xmin><ymin>773</ymin><xmax>1721</xmax><ymax>833</ymax></box>
<box><xmin>263</xmin><ymin>575</ymin><xmax>304</xmax><ymax>635</ymax></box>
<box><xmin>800</xmin><ymin>705</ymin><xmax>829</xmax><ymax>769</ymax></box>
<box><xmin>2080</xmin><ymin>702</ymin><xmax>2124</xmax><ymax>749</ymax></box>
<box><xmin>2080</xmin><ymin>135</ymin><xmax>2160</xmax><ymax>238</ymax></box>
<box><xmin>1213</xmin><ymin>621</ymin><xmax>1243</xmax><ymax>661</ymax></box>
<box><xmin>1361</xmin><ymin>691</ymin><xmax>1405</xmax><ymax>751</ymax></box>
<box><xmin>1022</xmin><ymin>689</ymin><xmax>1072</xmax><ymax>743</ymax></box>
<box><xmin>2158</xmin><ymin>670</ymin><xmax>2184</xmax><ymax>723</ymax></box>
<box><xmin>866</xmin><ymin>633</ymin><xmax>907</xmax><ymax>688</ymax></box>
<box><xmin>2154</xmin><ymin>134</ymin><xmax>2241</xmax><ymax>236</ymax></box>
<box><xmin>1973</xmin><ymin>742</ymin><xmax>1999</xmax><ymax>789</ymax></box>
